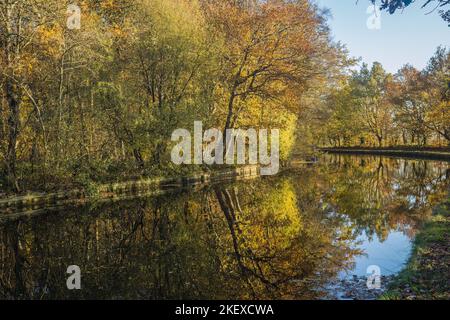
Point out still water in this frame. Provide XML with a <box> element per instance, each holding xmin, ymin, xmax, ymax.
<box><xmin>0</xmin><ymin>155</ymin><xmax>448</xmax><ymax>299</ymax></box>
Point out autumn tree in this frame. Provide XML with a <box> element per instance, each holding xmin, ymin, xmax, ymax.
<box><xmin>202</xmin><ymin>0</ymin><xmax>333</xmax><ymax>133</ymax></box>
<box><xmin>89</xmin><ymin>0</ymin><xmax>219</xmax><ymax>174</ymax></box>
<box><xmin>352</xmin><ymin>63</ymin><xmax>394</xmax><ymax>147</ymax></box>
<box><xmin>0</xmin><ymin>0</ymin><xmax>65</xmax><ymax>191</ymax></box>
<box><xmin>423</xmin><ymin>46</ymin><xmax>450</xmax><ymax>144</ymax></box>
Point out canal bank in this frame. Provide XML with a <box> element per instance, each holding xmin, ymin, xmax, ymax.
<box><xmin>321</xmin><ymin>147</ymin><xmax>450</xmax><ymax>162</ymax></box>
<box><xmin>328</xmin><ymin>194</ymin><xmax>450</xmax><ymax>300</ymax></box>
<box><xmin>0</xmin><ymin>166</ymin><xmax>262</xmax><ymax>219</ymax></box>
<box><xmin>381</xmin><ymin>196</ymin><xmax>450</xmax><ymax>300</ymax></box>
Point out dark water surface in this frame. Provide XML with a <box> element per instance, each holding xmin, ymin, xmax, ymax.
<box><xmin>0</xmin><ymin>155</ymin><xmax>448</xmax><ymax>299</ymax></box>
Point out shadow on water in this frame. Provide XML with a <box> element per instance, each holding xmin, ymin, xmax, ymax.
<box><xmin>0</xmin><ymin>155</ymin><xmax>448</xmax><ymax>299</ymax></box>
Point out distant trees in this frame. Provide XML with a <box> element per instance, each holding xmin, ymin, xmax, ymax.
<box><xmin>317</xmin><ymin>47</ymin><xmax>450</xmax><ymax>147</ymax></box>
<box><xmin>352</xmin><ymin>63</ymin><xmax>394</xmax><ymax>147</ymax></box>
<box><xmin>423</xmin><ymin>46</ymin><xmax>450</xmax><ymax>142</ymax></box>
<box><xmin>323</xmin><ymin>84</ymin><xmax>362</xmax><ymax>147</ymax></box>
<box><xmin>391</xmin><ymin>65</ymin><xmax>430</xmax><ymax>145</ymax></box>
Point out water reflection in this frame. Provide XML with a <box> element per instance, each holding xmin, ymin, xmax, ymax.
<box><xmin>0</xmin><ymin>155</ymin><xmax>448</xmax><ymax>299</ymax></box>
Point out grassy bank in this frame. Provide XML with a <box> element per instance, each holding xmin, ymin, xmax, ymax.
<box><xmin>382</xmin><ymin>196</ymin><xmax>450</xmax><ymax>300</ymax></box>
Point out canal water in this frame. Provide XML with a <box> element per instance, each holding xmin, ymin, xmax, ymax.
<box><xmin>0</xmin><ymin>154</ymin><xmax>448</xmax><ymax>299</ymax></box>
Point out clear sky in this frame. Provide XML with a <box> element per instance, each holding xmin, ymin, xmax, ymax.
<box><xmin>314</xmin><ymin>0</ymin><xmax>450</xmax><ymax>73</ymax></box>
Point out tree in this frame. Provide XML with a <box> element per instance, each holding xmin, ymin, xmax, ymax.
<box><xmin>423</xmin><ymin>46</ymin><xmax>450</xmax><ymax>144</ymax></box>
<box><xmin>97</xmin><ymin>0</ymin><xmax>216</xmax><ymax>169</ymax></box>
<box><xmin>323</xmin><ymin>83</ymin><xmax>363</xmax><ymax>147</ymax></box>
<box><xmin>0</xmin><ymin>0</ymin><xmax>63</xmax><ymax>191</ymax></box>
<box><xmin>352</xmin><ymin>63</ymin><xmax>394</xmax><ymax>147</ymax></box>
<box><xmin>202</xmin><ymin>0</ymin><xmax>332</xmax><ymax>133</ymax></box>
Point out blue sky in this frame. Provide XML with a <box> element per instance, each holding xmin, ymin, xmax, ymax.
<box><xmin>314</xmin><ymin>0</ymin><xmax>450</xmax><ymax>73</ymax></box>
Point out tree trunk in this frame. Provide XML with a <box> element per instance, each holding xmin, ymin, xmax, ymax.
<box><xmin>377</xmin><ymin>135</ymin><xmax>383</xmax><ymax>147</ymax></box>
<box><xmin>5</xmin><ymin>80</ymin><xmax>21</xmax><ymax>192</ymax></box>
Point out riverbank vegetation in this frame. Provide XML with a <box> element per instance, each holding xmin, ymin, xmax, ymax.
<box><xmin>0</xmin><ymin>0</ymin><xmax>448</xmax><ymax>197</ymax></box>
<box><xmin>382</xmin><ymin>196</ymin><xmax>450</xmax><ymax>300</ymax></box>
<box><xmin>304</xmin><ymin>50</ymin><xmax>450</xmax><ymax>148</ymax></box>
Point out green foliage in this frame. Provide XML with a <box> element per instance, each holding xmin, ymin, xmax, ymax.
<box><xmin>75</xmin><ymin>173</ymin><xmax>100</xmax><ymax>198</ymax></box>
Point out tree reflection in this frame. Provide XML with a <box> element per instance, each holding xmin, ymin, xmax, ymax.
<box><xmin>322</xmin><ymin>154</ymin><xmax>449</xmax><ymax>240</ymax></box>
<box><xmin>0</xmin><ymin>156</ymin><xmax>448</xmax><ymax>299</ymax></box>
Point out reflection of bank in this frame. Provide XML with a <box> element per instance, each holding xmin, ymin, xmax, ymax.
<box><xmin>321</xmin><ymin>148</ymin><xmax>450</xmax><ymax>162</ymax></box>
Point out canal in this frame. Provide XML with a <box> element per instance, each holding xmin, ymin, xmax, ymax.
<box><xmin>0</xmin><ymin>154</ymin><xmax>448</xmax><ymax>299</ymax></box>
